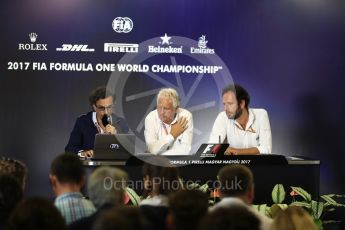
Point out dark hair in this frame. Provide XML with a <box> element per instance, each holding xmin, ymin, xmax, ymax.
<box><xmin>222</xmin><ymin>84</ymin><xmax>250</xmax><ymax>109</ymax></box>
<box><xmin>199</xmin><ymin>206</ymin><xmax>260</xmax><ymax>230</ymax></box>
<box><xmin>142</xmin><ymin>156</ymin><xmax>181</xmax><ymax>196</ymax></box>
<box><xmin>218</xmin><ymin>164</ymin><xmax>253</xmax><ymax>197</ymax></box>
<box><xmin>0</xmin><ymin>174</ymin><xmax>23</xmax><ymax>223</ymax></box>
<box><xmin>7</xmin><ymin>197</ymin><xmax>67</xmax><ymax>230</ymax></box>
<box><xmin>88</xmin><ymin>86</ymin><xmax>115</xmax><ymax>106</ymax></box>
<box><xmin>0</xmin><ymin>157</ymin><xmax>27</xmax><ymax>189</ymax></box>
<box><xmin>169</xmin><ymin>189</ymin><xmax>209</xmax><ymax>230</ymax></box>
<box><xmin>50</xmin><ymin>153</ymin><xmax>84</xmax><ymax>184</ymax></box>
<box><xmin>93</xmin><ymin>206</ymin><xmax>147</xmax><ymax>230</ymax></box>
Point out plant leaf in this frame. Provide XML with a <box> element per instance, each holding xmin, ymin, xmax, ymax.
<box><xmin>324</xmin><ymin>194</ymin><xmax>345</xmax><ymax>198</ymax></box>
<box><xmin>324</xmin><ymin>208</ymin><xmax>336</xmax><ymax>212</ymax></box>
<box><xmin>321</xmin><ymin>194</ymin><xmax>345</xmax><ymax>207</ymax></box>
<box><xmin>199</xmin><ymin>184</ymin><xmax>209</xmax><ymax>193</ymax></box>
<box><xmin>271</xmin><ymin>204</ymin><xmax>284</xmax><ymax>218</ymax></box>
<box><xmin>277</xmin><ymin>204</ymin><xmax>288</xmax><ymax>210</ymax></box>
<box><xmin>252</xmin><ymin>204</ymin><xmax>267</xmax><ymax>215</ymax></box>
<box><xmin>291</xmin><ymin>186</ymin><xmax>311</xmax><ymax>202</ymax></box>
<box><xmin>178</xmin><ymin>178</ymin><xmax>185</xmax><ymax>189</ymax></box>
<box><xmin>334</xmin><ymin>194</ymin><xmax>345</xmax><ymax>198</ymax></box>
<box><xmin>321</xmin><ymin>195</ymin><xmax>338</xmax><ymax>205</ymax></box>
<box><xmin>291</xmin><ymin>201</ymin><xmax>311</xmax><ymax>208</ymax></box>
<box><xmin>314</xmin><ymin>219</ymin><xmax>323</xmax><ymax>230</ymax></box>
<box><xmin>311</xmin><ymin>200</ymin><xmax>324</xmax><ymax>219</ymax></box>
<box><xmin>186</xmin><ymin>182</ymin><xmax>199</xmax><ymax>190</ymax></box>
<box><xmin>323</xmin><ymin>220</ymin><xmax>342</xmax><ymax>224</ymax></box>
<box><xmin>272</xmin><ymin>184</ymin><xmax>286</xmax><ymax>204</ymax></box>
<box><xmin>265</xmin><ymin>207</ymin><xmax>273</xmax><ymax>218</ymax></box>
<box><xmin>208</xmin><ymin>200</ymin><xmax>215</xmax><ymax>206</ymax></box>
<box><xmin>125</xmin><ymin>187</ymin><xmax>141</xmax><ymax>206</ymax></box>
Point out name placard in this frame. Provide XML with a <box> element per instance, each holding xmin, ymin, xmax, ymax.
<box><xmin>126</xmin><ymin>154</ymin><xmax>288</xmax><ymax>166</ymax></box>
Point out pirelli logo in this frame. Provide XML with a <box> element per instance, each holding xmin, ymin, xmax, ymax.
<box><xmin>104</xmin><ymin>43</ymin><xmax>139</xmax><ymax>53</ymax></box>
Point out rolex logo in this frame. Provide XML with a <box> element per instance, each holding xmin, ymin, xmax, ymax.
<box><xmin>19</xmin><ymin>33</ymin><xmax>47</xmax><ymax>51</ymax></box>
<box><xmin>29</xmin><ymin>33</ymin><xmax>38</xmax><ymax>43</ymax></box>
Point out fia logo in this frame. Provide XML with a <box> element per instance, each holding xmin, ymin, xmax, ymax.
<box><xmin>112</xmin><ymin>17</ymin><xmax>133</xmax><ymax>33</ymax></box>
<box><xmin>56</xmin><ymin>44</ymin><xmax>95</xmax><ymax>52</ymax></box>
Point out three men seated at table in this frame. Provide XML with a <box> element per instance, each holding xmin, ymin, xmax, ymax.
<box><xmin>66</xmin><ymin>84</ymin><xmax>271</xmax><ymax>156</ymax></box>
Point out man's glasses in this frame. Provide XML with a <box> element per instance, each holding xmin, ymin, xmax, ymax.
<box><xmin>95</xmin><ymin>104</ymin><xmax>113</xmax><ymax>111</ymax></box>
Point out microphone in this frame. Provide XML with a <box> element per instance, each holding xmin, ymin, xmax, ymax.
<box><xmin>101</xmin><ymin>114</ymin><xmax>113</xmax><ymax>126</ymax></box>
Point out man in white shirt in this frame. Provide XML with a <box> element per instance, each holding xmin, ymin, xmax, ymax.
<box><xmin>144</xmin><ymin>88</ymin><xmax>193</xmax><ymax>155</ymax></box>
<box><xmin>210</xmin><ymin>165</ymin><xmax>272</xmax><ymax>230</ymax></box>
<box><xmin>209</xmin><ymin>84</ymin><xmax>272</xmax><ymax>155</ymax></box>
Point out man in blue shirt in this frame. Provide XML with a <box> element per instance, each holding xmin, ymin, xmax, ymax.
<box><xmin>49</xmin><ymin>153</ymin><xmax>96</xmax><ymax>225</ymax></box>
<box><xmin>65</xmin><ymin>86</ymin><xmax>129</xmax><ymax>157</ymax></box>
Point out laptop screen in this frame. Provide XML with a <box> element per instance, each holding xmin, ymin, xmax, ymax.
<box><xmin>92</xmin><ymin>134</ymin><xmax>135</xmax><ymax>160</ymax></box>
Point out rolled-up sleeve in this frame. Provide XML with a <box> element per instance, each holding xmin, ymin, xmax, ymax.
<box><xmin>256</xmin><ymin>109</ymin><xmax>272</xmax><ymax>154</ymax></box>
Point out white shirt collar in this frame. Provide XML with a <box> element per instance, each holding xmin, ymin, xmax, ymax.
<box><xmin>234</xmin><ymin>109</ymin><xmax>255</xmax><ymax>131</ymax></box>
<box><xmin>92</xmin><ymin>112</ymin><xmax>105</xmax><ymax>134</ymax></box>
<box><xmin>246</xmin><ymin>109</ymin><xmax>255</xmax><ymax>130</ymax></box>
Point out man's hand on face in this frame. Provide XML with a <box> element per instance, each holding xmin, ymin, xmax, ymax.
<box><xmin>170</xmin><ymin>116</ymin><xmax>188</xmax><ymax>139</ymax></box>
<box><xmin>105</xmin><ymin>124</ymin><xmax>117</xmax><ymax>134</ymax></box>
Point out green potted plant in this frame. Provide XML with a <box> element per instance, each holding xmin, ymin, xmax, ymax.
<box><xmin>252</xmin><ymin>184</ymin><xmax>345</xmax><ymax>230</ymax></box>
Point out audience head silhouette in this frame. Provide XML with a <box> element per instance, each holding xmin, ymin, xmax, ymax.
<box><xmin>88</xmin><ymin>166</ymin><xmax>128</xmax><ymax>208</ymax></box>
<box><xmin>7</xmin><ymin>197</ymin><xmax>67</xmax><ymax>230</ymax></box>
<box><xmin>0</xmin><ymin>157</ymin><xmax>27</xmax><ymax>190</ymax></box>
<box><xmin>218</xmin><ymin>164</ymin><xmax>254</xmax><ymax>204</ymax></box>
<box><xmin>271</xmin><ymin>206</ymin><xmax>317</xmax><ymax>230</ymax></box>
